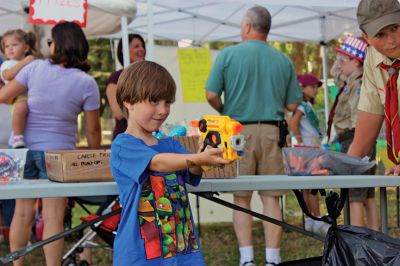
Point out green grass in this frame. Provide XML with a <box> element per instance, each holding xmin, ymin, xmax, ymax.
<box><xmin>2</xmin><ymin>188</ymin><xmax>400</xmax><ymax>265</ymax></box>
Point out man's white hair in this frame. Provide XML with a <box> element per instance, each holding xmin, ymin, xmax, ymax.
<box><xmin>243</xmin><ymin>6</ymin><xmax>271</xmax><ymax>35</ymax></box>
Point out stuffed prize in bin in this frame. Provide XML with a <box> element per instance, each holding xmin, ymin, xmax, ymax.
<box><xmin>0</xmin><ymin>149</ymin><xmax>28</xmax><ymax>181</ymax></box>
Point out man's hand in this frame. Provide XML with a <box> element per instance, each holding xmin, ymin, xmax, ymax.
<box><xmin>205</xmin><ymin>91</ymin><xmax>223</xmax><ymax>113</ymax></box>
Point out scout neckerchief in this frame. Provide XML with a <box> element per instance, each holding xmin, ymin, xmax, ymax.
<box><xmin>379</xmin><ymin>60</ymin><xmax>400</xmax><ymax>164</ymax></box>
<box><xmin>326</xmin><ymin>86</ymin><xmax>345</xmax><ymax>142</ymax></box>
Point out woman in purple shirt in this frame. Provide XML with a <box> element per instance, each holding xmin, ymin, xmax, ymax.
<box><xmin>0</xmin><ymin>22</ymin><xmax>101</xmax><ymax>265</ymax></box>
<box><xmin>106</xmin><ymin>34</ymin><xmax>145</xmax><ymax>139</ymax></box>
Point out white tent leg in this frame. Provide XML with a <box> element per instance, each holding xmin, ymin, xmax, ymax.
<box><xmin>121</xmin><ymin>16</ymin><xmax>130</xmax><ymax>67</ymax></box>
<box><xmin>321</xmin><ymin>44</ymin><xmax>329</xmax><ymax>128</ymax></box>
<box><xmin>147</xmin><ymin>0</ymin><xmax>154</xmax><ymax>61</ymax></box>
<box><xmin>319</xmin><ymin>13</ymin><xmax>330</xmax><ymax>129</ymax></box>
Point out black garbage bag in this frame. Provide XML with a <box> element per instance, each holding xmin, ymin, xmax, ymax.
<box><xmin>323</xmin><ymin>225</ymin><xmax>400</xmax><ymax>265</ymax></box>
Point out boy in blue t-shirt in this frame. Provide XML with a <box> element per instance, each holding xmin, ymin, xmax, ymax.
<box><xmin>110</xmin><ymin>61</ymin><xmax>230</xmax><ymax>265</ymax></box>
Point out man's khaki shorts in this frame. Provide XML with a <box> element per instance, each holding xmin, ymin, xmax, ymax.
<box><xmin>234</xmin><ymin>123</ymin><xmax>287</xmax><ymax>197</ymax></box>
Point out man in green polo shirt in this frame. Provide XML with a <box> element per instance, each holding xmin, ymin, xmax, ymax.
<box><xmin>206</xmin><ymin>6</ymin><xmax>302</xmax><ymax>266</ymax></box>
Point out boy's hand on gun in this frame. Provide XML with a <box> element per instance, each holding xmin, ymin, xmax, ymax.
<box><xmin>198</xmin><ymin>146</ymin><xmax>230</xmax><ymax>168</ymax></box>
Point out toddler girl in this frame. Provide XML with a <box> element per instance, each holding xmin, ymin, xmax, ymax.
<box><xmin>0</xmin><ymin>29</ymin><xmax>39</xmax><ymax>148</ymax></box>
<box><xmin>0</xmin><ymin>22</ymin><xmax>101</xmax><ymax>265</ymax></box>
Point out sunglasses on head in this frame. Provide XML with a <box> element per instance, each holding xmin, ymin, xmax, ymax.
<box><xmin>47</xmin><ymin>39</ymin><xmax>53</xmax><ymax>47</ymax></box>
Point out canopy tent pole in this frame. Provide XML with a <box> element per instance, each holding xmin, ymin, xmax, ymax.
<box><xmin>147</xmin><ymin>0</ymin><xmax>155</xmax><ymax>61</ymax></box>
<box><xmin>121</xmin><ymin>16</ymin><xmax>130</xmax><ymax>67</ymax></box>
<box><xmin>319</xmin><ymin>15</ymin><xmax>330</xmax><ymax>127</ymax></box>
<box><xmin>321</xmin><ymin>43</ymin><xmax>330</xmax><ymax>126</ymax></box>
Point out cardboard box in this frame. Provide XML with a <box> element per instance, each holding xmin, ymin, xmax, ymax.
<box><xmin>45</xmin><ymin>150</ymin><xmax>113</xmax><ymax>182</ymax></box>
<box><xmin>174</xmin><ymin>136</ymin><xmax>238</xmax><ymax>178</ymax></box>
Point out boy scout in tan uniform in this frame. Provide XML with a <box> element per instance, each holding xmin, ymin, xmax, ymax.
<box><xmin>347</xmin><ymin>0</ymin><xmax>400</xmax><ymax>230</ymax></box>
<box><xmin>359</xmin><ymin>46</ymin><xmax>400</xmax><ymax>122</ymax></box>
<box><xmin>331</xmin><ymin>35</ymin><xmax>379</xmax><ymax>230</ymax></box>
<box><xmin>333</xmin><ymin>68</ymin><xmax>363</xmax><ymax>138</ymax></box>
<box><xmin>350</xmin><ymin>0</ymin><xmax>400</xmax><ymax>174</ymax></box>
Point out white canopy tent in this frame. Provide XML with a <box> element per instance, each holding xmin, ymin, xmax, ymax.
<box><xmin>0</xmin><ymin>0</ymin><xmax>363</xmax><ymax>125</ymax></box>
<box><xmin>0</xmin><ymin>1</ymin><xmax>136</xmax><ymax>66</ymax></box>
<box><xmin>128</xmin><ymin>0</ymin><xmax>361</xmax><ymax>123</ymax></box>
<box><xmin>131</xmin><ymin>0</ymin><xmax>360</xmax><ymax>43</ymax></box>
<box><xmin>0</xmin><ymin>0</ymin><xmax>136</xmax><ymax>37</ymax></box>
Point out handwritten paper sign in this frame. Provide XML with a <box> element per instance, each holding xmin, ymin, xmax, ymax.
<box><xmin>29</xmin><ymin>0</ymin><xmax>88</xmax><ymax>27</ymax></box>
<box><xmin>178</xmin><ymin>49</ymin><xmax>212</xmax><ymax>103</ymax></box>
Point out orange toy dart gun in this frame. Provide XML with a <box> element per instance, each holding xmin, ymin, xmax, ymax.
<box><xmin>191</xmin><ymin>115</ymin><xmax>245</xmax><ymax>161</ymax></box>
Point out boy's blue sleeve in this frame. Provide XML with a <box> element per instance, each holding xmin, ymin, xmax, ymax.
<box><xmin>170</xmin><ymin>138</ymin><xmax>191</xmax><ymax>154</ymax></box>
<box><xmin>110</xmin><ymin>136</ymin><xmax>158</xmax><ymax>185</ymax></box>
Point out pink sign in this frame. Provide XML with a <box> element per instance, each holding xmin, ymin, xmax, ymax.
<box><xmin>29</xmin><ymin>0</ymin><xmax>88</xmax><ymax>27</ymax></box>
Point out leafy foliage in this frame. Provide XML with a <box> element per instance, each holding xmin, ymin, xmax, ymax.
<box><xmin>87</xmin><ymin>39</ymin><xmax>115</xmax><ymax>117</ymax></box>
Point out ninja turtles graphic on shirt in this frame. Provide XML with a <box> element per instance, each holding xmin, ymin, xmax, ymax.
<box><xmin>138</xmin><ymin>172</ymin><xmax>199</xmax><ymax>260</ymax></box>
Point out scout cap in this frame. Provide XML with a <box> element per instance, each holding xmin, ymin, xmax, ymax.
<box><xmin>357</xmin><ymin>0</ymin><xmax>400</xmax><ymax>37</ymax></box>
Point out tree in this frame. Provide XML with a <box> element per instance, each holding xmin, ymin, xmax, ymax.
<box><xmin>87</xmin><ymin>39</ymin><xmax>114</xmax><ymax>117</ymax></box>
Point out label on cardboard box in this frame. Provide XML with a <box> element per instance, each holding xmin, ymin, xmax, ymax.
<box><xmin>45</xmin><ymin>150</ymin><xmax>113</xmax><ymax>182</ymax></box>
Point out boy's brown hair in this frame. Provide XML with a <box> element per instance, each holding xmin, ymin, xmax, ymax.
<box><xmin>116</xmin><ymin>61</ymin><xmax>176</xmax><ymax>118</ymax></box>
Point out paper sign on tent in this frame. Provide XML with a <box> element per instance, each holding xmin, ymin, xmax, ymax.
<box><xmin>29</xmin><ymin>0</ymin><xmax>87</xmax><ymax>27</ymax></box>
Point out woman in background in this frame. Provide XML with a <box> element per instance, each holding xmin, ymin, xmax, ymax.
<box><xmin>0</xmin><ymin>22</ymin><xmax>101</xmax><ymax>265</ymax></box>
<box><xmin>106</xmin><ymin>34</ymin><xmax>146</xmax><ymax>139</ymax></box>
